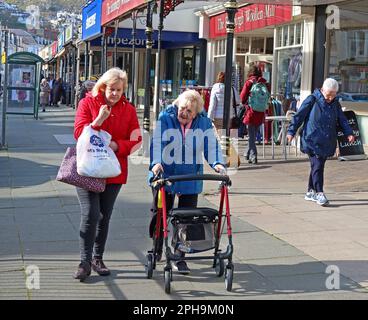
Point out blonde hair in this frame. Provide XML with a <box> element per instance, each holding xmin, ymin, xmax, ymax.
<box><xmin>92</xmin><ymin>67</ymin><xmax>128</xmax><ymax>97</ymax></box>
<box><xmin>173</xmin><ymin>89</ymin><xmax>204</xmax><ymax>114</ymax></box>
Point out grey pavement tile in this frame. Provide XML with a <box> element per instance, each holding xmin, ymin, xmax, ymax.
<box><xmin>0</xmin><ymin>243</ymin><xmax>22</xmax><ymax>258</ymax></box>
<box><xmin>12</xmin><ymin>196</ymin><xmax>62</xmax><ymax>209</ymax></box>
<box><xmin>0</xmin><ymin>224</ymin><xmax>20</xmax><ymax>245</ymax></box>
<box><xmin>266</xmin><ymin>272</ymin><xmax>362</xmax><ymax>294</ymax></box>
<box><xmin>18</xmin><ymin>222</ymin><xmax>77</xmax><ymax>243</ymax></box>
<box><xmin>0</xmin><ymin>257</ymin><xmax>24</xmax><ymax>273</ymax></box>
<box><xmin>0</xmin><ymin>176</ymin><xmax>11</xmax><ymax>186</ymax></box>
<box><xmin>0</xmin><ymin>214</ymin><xmax>15</xmax><ymax>225</ymax></box>
<box><xmin>14</xmin><ymin>205</ymin><xmax>67</xmax><ymax>216</ymax></box>
<box><xmin>0</xmin><ymin>208</ymin><xmax>15</xmax><ymax>216</ymax></box>
<box><xmin>21</xmin><ymin>241</ymin><xmax>79</xmax><ymax>259</ymax></box>
<box><xmin>246</xmin><ymin>256</ymin><xmax>327</xmax><ymax>278</ymax></box>
<box><xmin>0</xmin><ymin>199</ymin><xmax>13</xmax><ymax>208</ymax></box>
<box><xmin>234</xmin><ymin>241</ymin><xmax>305</xmax><ymax>261</ymax></box>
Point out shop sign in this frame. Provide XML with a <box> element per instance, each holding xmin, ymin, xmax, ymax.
<box><xmin>65</xmin><ymin>25</ymin><xmax>73</xmax><ymax>43</ymax></box>
<box><xmin>102</xmin><ymin>0</ymin><xmax>146</xmax><ymax>26</ymax></box>
<box><xmin>209</xmin><ymin>4</ymin><xmax>292</xmax><ymax>39</ymax></box>
<box><xmin>337</xmin><ymin>110</ymin><xmax>367</xmax><ymax>160</ymax></box>
<box><xmin>51</xmin><ymin>41</ymin><xmax>58</xmax><ymax>56</ymax></box>
<box><xmin>57</xmin><ymin>31</ymin><xmax>65</xmax><ymax>51</ymax></box>
<box><xmin>82</xmin><ymin>0</ymin><xmax>103</xmax><ymax>41</ymax></box>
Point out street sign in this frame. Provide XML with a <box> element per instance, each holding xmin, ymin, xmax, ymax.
<box><xmin>1</xmin><ymin>52</ymin><xmax>6</xmax><ymax>64</ymax></box>
<box><xmin>337</xmin><ymin>110</ymin><xmax>367</xmax><ymax>161</ymax></box>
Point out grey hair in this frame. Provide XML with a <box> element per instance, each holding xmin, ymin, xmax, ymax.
<box><xmin>322</xmin><ymin>78</ymin><xmax>339</xmax><ymax>92</ymax></box>
<box><xmin>173</xmin><ymin>89</ymin><xmax>204</xmax><ymax>114</ymax></box>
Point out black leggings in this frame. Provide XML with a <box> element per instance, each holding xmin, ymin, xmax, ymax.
<box><xmin>76</xmin><ymin>184</ymin><xmax>122</xmax><ymax>263</ymax></box>
<box><xmin>150</xmin><ymin>189</ymin><xmax>198</xmax><ymax>236</ymax></box>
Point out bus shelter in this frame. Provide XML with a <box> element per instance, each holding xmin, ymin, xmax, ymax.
<box><xmin>3</xmin><ymin>52</ymin><xmax>44</xmax><ymax>119</ymax></box>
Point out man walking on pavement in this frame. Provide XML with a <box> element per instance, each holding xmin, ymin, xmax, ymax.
<box><xmin>287</xmin><ymin>78</ymin><xmax>355</xmax><ymax>206</ymax></box>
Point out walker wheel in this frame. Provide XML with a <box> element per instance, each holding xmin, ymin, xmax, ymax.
<box><xmin>224</xmin><ymin>264</ymin><xmax>234</xmax><ymax>292</ymax></box>
<box><xmin>214</xmin><ymin>258</ymin><xmax>224</xmax><ymax>277</ymax></box>
<box><xmin>164</xmin><ymin>269</ymin><xmax>172</xmax><ymax>294</ymax></box>
<box><xmin>145</xmin><ymin>254</ymin><xmax>154</xmax><ymax>279</ymax></box>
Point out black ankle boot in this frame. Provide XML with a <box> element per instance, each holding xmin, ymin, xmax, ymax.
<box><xmin>73</xmin><ymin>261</ymin><xmax>91</xmax><ymax>282</ymax></box>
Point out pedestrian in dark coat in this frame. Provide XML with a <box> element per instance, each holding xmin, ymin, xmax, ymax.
<box><xmin>52</xmin><ymin>78</ymin><xmax>63</xmax><ymax>105</ymax></box>
<box><xmin>287</xmin><ymin>78</ymin><xmax>355</xmax><ymax>206</ymax></box>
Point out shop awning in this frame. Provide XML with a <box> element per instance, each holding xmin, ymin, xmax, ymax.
<box><xmin>236</xmin><ymin>0</ymin><xmax>348</xmax><ymax>5</ymax></box>
<box><xmin>53</xmin><ymin>48</ymin><xmax>66</xmax><ymax>59</ymax></box>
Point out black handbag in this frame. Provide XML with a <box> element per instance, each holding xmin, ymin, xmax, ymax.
<box><xmin>230</xmin><ymin>87</ymin><xmax>241</xmax><ymax>129</ymax></box>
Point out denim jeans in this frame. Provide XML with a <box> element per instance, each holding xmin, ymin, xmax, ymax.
<box><xmin>246</xmin><ymin>124</ymin><xmax>260</xmax><ymax>159</ymax></box>
<box><xmin>76</xmin><ymin>184</ymin><xmax>122</xmax><ymax>263</ymax></box>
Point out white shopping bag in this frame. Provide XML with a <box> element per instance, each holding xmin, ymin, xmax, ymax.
<box><xmin>77</xmin><ymin>125</ymin><xmax>121</xmax><ymax>178</ymax></box>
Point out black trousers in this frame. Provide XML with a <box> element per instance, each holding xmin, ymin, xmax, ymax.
<box><xmin>150</xmin><ymin>189</ymin><xmax>198</xmax><ymax>235</ymax></box>
<box><xmin>76</xmin><ymin>184</ymin><xmax>122</xmax><ymax>263</ymax></box>
<box><xmin>308</xmin><ymin>154</ymin><xmax>327</xmax><ymax>193</ymax></box>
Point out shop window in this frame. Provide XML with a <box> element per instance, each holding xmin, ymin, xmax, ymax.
<box><xmin>328</xmin><ymin>28</ymin><xmax>368</xmax><ymax>96</ymax></box>
<box><xmin>183</xmin><ymin>49</ymin><xmax>194</xmax><ymax>80</ymax></box>
<box><xmin>237</xmin><ymin>37</ymin><xmax>249</xmax><ymax>54</ymax></box>
<box><xmin>283</xmin><ymin>26</ymin><xmax>288</xmax><ymax>47</ymax></box>
<box><xmin>266</xmin><ymin>38</ymin><xmax>274</xmax><ymax>54</ymax></box>
<box><xmin>195</xmin><ymin>48</ymin><xmax>200</xmax><ymax>84</ymax></box>
<box><xmin>251</xmin><ymin>37</ymin><xmax>264</xmax><ymax>54</ymax></box>
<box><xmin>275</xmin><ymin>47</ymin><xmax>303</xmax><ymax>99</ymax></box>
<box><xmin>289</xmin><ymin>25</ymin><xmax>295</xmax><ymax>46</ymax></box>
<box><xmin>277</xmin><ymin>28</ymin><xmax>283</xmax><ymax>48</ymax></box>
<box><xmin>295</xmin><ymin>23</ymin><xmax>302</xmax><ymax>45</ymax></box>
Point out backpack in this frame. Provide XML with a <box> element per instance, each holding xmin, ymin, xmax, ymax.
<box><xmin>248</xmin><ymin>80</ymin><xmax>270</xmax><ymax>112</ymax></box>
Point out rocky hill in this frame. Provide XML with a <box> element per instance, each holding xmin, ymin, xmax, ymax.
<box><xmin>5</xmin><ymin>0</ymin><xmax>85</xmax><ymax>14</ymax></box>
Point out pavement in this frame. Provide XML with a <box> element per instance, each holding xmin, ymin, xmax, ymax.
<box><xmin>1</xmin><ymin>104</ymin><xmax>368</xmax><ymax>300</ymax></box>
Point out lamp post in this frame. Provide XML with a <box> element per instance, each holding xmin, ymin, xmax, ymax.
<box><xmin>154</xmin><ymin>0</ymin><xmax>165</xmax><ymax>120</ymax></box>
<box><xmin>222</xmin><ymin>1</ymin><xmax>238</xmax><ymax>164</ymax></box>
<box><xmin>143</xmin><ymin>0</ymin><xmax>155</xmax><ymax>156</ymax></box>
<box><xmin>131</xmin><ymin>10</ymin><xmax>138</xmax><ymax>106</ymax></box>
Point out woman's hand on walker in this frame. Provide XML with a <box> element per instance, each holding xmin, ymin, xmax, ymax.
<box><xmin>214</xmin><ymin>164</ymin><xmax>227</xmax><ymax>175</ymax></box>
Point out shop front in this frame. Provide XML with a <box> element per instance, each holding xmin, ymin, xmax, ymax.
<box><xmin>203</xmin><ymin>3</ymin><xmax>316</xmax><ymax>114</ymax></box>
<box><xmin>205</xmin><ymin>4</ymin><xmax>294</xmax><ymax>93</ymax></box>
<box><xmin>324</xmin><ymin>0</ymin><xmax>368</xmax><ymax>145</ymax></box>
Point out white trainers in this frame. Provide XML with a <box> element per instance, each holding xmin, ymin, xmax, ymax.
<box><xmin>304</xmin><ymin>189</ymin><xmax>316</xmax><ymax>201</ymax></box>
<box><xmin>315</xmin><ymin>192</ymin><xmax>329</xmax><ymax>206</ymax></box>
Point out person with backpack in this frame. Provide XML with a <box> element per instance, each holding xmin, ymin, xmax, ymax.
<box><xmin>240</xmin><ymin>65</ymin><xmax>270</xmax><ymax>164</ymax></box>
<box><xmin>287</xmin><ymin>78</ymin><xmax>355</xmax><ymax>206</ymax></box>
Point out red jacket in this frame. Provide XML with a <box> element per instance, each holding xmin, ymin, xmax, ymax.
<box><xmin>240</xmin><ymin>76</ymin><xmax>268</xmax><ymax>126</ymax></box>
<box><xmin>74</xmin><ymin>92</ymin><xmax>142</xmax><ymax>185</ymax></box>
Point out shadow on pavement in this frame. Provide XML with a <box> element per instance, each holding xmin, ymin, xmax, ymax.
<box><xmin>0</xmin><ymin>157</ymin><xmax>59</xmax><ymax>188</ymax></box>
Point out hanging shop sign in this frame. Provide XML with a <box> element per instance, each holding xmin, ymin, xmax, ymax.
<box><xmin>82</xmin><ymin>0</ymin><xmax>103</xmax><ymax>41</ymax></box>
<box><xmin>163</xmin><ymin>0</ymin><xmax>184</xmax><ymax>18</ymax></box>
<box><xmin>51</xmin><ymin>41</ymin><xmax>58</xmax><ymax>56</ymax></box>
<box><xmin>101</xmin><ymin>0</ymin><xmax>146</xmax><ymax>26</ymax></box>
<box><xmin>57</xmin><ymin>31</ymin><xmax>65</xmax><ymax>51</ymax></box>
<box><xmin>65</xmin><ymin>25</ymin><xmax>73</xmax><ymax>43</ymax></box>
<box><xmin>209</xmin><ymin>4</ymin><xmax>292</xmax><ymax>39</ymax></box>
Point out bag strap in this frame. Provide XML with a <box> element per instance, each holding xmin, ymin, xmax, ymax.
<box><xmin>231</xmin><ymin>87</ymin><xmax>238</xmax><ymax>114</ymax></box>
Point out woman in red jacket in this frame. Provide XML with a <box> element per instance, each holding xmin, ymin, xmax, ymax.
<box><xmin>240</xmin><ymin>65</ymin><xmax>269</xmax><ymax>164</ymax></box>
<box><xmin>73</xmin><ymin>68</ymin><xmax>142</xmax><ymax>281</ymax></box>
